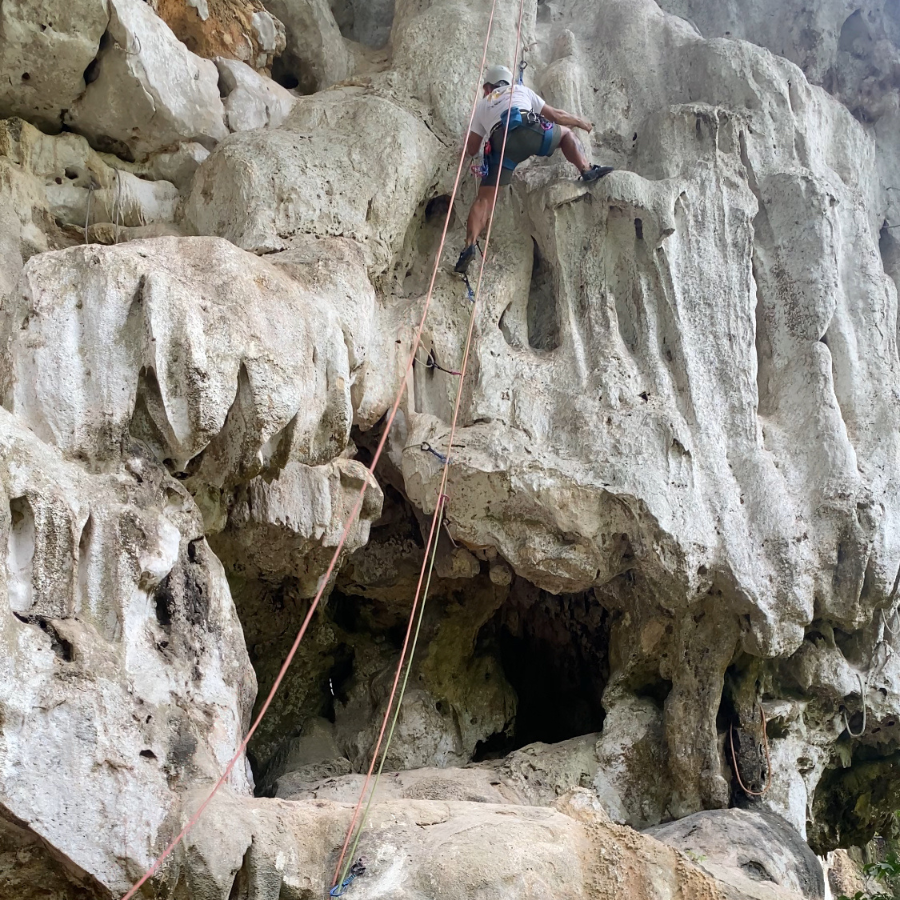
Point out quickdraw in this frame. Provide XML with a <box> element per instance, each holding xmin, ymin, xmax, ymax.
<box><xmin>330</xmin><ymin>858</ymin><xmax>367</xmax><ymax>897</ymax></box>
<box><xmin>460</xmin><ymin>243</ymin><xmax>483</xmax><ymax>301</ymax></box>
<box><xmin>421</xmin><ymin>442</ymin><xmax>449</xmax><ymax>465</ymax></box>
<box><xmin>415</xmin><ymin>349</ymin><xmax>461</xmax><ymax>376</ymax></box>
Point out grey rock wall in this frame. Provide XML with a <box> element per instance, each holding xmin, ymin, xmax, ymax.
<box><xmin>1</xmin><ymin>0</ymin><xmax>899</xmax><ymax>896</ymax></box>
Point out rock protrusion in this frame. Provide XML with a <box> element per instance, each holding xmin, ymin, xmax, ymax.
<box><xmin>66</xmin><ymin>0</ymin><xmax>229</xmax><ymax>159</ymax></box>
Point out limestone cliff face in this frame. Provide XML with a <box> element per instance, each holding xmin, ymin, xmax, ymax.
<box><xmin>0</xmin><ymin>0</ymin><xmax>898</xmax><ymax>898</ymax></box>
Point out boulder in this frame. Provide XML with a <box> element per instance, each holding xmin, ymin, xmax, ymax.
<box><xmin>0</xmin><ymin>0</ymin><xmax>109</xmax><ymax>133</ymax></box>
<box><xmin>4</xmin><ymin>0</ymin><xmax>900</xmax><ymax>894</ymax></box>
<box><xmin>395</xmin><ymin>0</ymin><xmax>900</xmax><ymax>825</ymax></box>
<box><xmin>215</xmin><ymin>57</ymin><xmax>297</xmax><ymax>132</ymax></box>
<box><xmin>1</xmin><ymin>238</ymin><xmax>356</xmax><ymax>478</ymax></box>
<box><xmin>168</xmin><ymin>787</ymin><xmax>807</xmax><ymax>900</ymax></box>
<box><xmin>330</xmin><ymin>0</ymin><xmax>395</xmax><ymax>48</ymax></box>
<box><xmin>649</xmin><ymin>809</ymin><xmax>826</xmax><ymax>899</ymax></box>
<box><xmin>209</xmin><ymin>457</ymin><xmax>384</xmax><ymax>593</ymax></box>
<box><xmin>184</xmin><ymin>92</ymin><xmax>443</xmax><ymax>268</ymax></box>
<box><xmin>66</xmin><ymin>0</ymin><xmax>228</xmax><ymax>160</ymax></box>
<box><xmin>141</xmin><ymin>141</ymin><xmax>210</xmax><ymax>191</ymax></box>
<box><xmin>0</xmin><ymin>407</ymin><xmax>255</xmax><ymax>896</ymax></box>
<box><xmin>257</xmin><ymin>717</ymin><xmax>348</xmax><ymax>795</ymax></box>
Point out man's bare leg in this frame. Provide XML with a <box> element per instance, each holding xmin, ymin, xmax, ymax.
<box><xmin>557</xmin><ymin>125</ymin><xmax>613</xmax><ymax>182</ymax></box>
<box><xmin>558</xmin><ymin>126</ymin><xmax>591</xmax><ymax>173</ymax></box>
<box><xmin>466</xmin><ymin>184</ymin><xmax>499</xmax><ymax>246</ymax></box>
<box><xmin>456</xmin><ymin>183</ymin><xmax>502</xmax><ymax>273</ymax></box>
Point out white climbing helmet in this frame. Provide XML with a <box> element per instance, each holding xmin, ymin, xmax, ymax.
<box><xmin>484</xmin><ymin>64</ymin><xmax>513</xmax><ymax>86</ymax></box>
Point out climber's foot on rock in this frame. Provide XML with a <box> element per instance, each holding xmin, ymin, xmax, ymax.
<box><xmin>454</xmin><ymin>244</ymin><xmax>476</xmax><ymax>274</ymax></box>
<box><xmin>580</xmin><ymin>165</ymin><xmax>614</xmax><ymax>183</ymax></box>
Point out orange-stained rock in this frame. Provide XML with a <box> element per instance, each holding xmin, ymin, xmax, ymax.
<box><xmin>149</xmin><ymin>0</ymin><xmax>285</xmax><ymax>73</ymax></box>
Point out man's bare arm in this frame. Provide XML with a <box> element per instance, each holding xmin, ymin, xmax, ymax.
<box><xmin>541</xmin><ymin>104</ymin><xmax>593</xmax><ymax>132</ymax></box>
<box><xmin>465</xmin><ymin>131</ymin><xmax>484</xmax><ymax>156</ymax></box>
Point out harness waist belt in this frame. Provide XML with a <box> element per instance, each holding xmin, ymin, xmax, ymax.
<box><xmin>489</xmin><ymin>108</ymin><xmax>555</xmax><ymax>170</ymax></box>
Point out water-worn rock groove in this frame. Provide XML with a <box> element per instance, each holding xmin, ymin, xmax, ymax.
<box><xmin>1</xmin><ymin>0</ymin><xmax>900</xmax><ymax>898</ymax></box>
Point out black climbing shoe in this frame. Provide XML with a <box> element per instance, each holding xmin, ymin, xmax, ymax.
<box><xmin>454</xmin><ymin>244</ymin><xmax>477</xmax><ymax>274</ymax></box>
<box><xmin>580</xmin><ymin>165</ymin><xmax>614</xmax><ymax>183</ymax></box>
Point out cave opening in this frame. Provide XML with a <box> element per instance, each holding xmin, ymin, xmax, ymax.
<box><xmin>270</xmin><ymin>58</ymin><xmax>300</xmax><ymax>92</ymax></box>
<box><xmin>527</xmin><ymin>238</ymin><xmax>562</xmax><ymax>352</ymax></box>
<box><xmin>474</xmin><ymin>582</ymin><xmax>609</xmax><ymax>758</ymax></box>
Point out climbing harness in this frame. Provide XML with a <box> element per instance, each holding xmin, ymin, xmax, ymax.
<box><xmin>477</xmin><ymin>107</ymin><xmax>555</xmax><ymax>182</ymax></box>
<box><xmin>842</xmin><ymin>672</ymin><xmax>868</xmax><ymax>738</ymax></box>
<box><xmin>729</xmin><ymin>702</ymin><xmax>772</xmax><ymax>797</ymax></box>
<box><xmin>329</xmin><ymin>858</ymin><xmax>367</xmax><ymax>896</ymax></box>
<box><xmin>330</xmin><ymin>0</ymin><xmax>527</xmax><ymax>892</ymax></box>
<box><xmin>421</xmin><ymin>441</ymin><xmax>449</xmax><ymax>465</ymax></box>
<box><xmin>119</xmin><ymin>4</ymin><xmax>505</xmax><ymax>898</ymax></box>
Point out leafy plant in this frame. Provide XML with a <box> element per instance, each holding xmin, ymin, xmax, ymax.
<box><xmin>839</xmin><ymin>849</ymin><xmax>900</xmax><ymax>900</ymax></box>
<box><xmin>864</xmin><ymin>853</ymin><xmax>900</xmax><ymax>883</ymax></box>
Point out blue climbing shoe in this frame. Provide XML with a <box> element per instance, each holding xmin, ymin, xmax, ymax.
<box><xmin>580</xmin><ymin>165</ymin><xmax>614</xmax><ymax>183</ymax></box>
<box><xmin>454</xmin><ymin>244</ymin><xmax>476</xmax><ymax>274</ymax></box>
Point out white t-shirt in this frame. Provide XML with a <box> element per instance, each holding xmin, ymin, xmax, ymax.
<box><xmin>470</xmin><ymin>84</ymin><xmax>546</xmax><ymax>138</ymax></box>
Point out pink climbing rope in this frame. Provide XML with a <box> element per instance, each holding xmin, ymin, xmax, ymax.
<box><xmin>329</xmin><ymin>0</ymin><xmax>529</xmax><ymax>889</ymax></box>
<box><xmin>120</xmin><ymin>5</ymin><xmax>503</xmax><ymax>898</ymax></box>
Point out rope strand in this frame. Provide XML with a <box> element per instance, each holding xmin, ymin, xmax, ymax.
<box><xmin>120</xmin><ymin>4</ymin><xmax>503</xmax><ymax>894</ymax></box>
<box><xmin>842</xmin><ymin>672</ymin><xmax>868</xmax><ymax>738</ymax></box>
<box><xmin>729</xmin><ymin>702</ymin><xmax>772</xmax><ymax>797</ymax></box>
<box><xmin>330</xmin><ymin>0</ymin><xmax>528</xmax><ymax>888</ymax></box>
<box><xmin>84</xmin><ymin>183</ymin><xmax>94</xmax><ymax>245</ymax></box>
<box><xmin>334</xmin><ymin>503</ymin><xmax>443</xmax><ymax>891</ymax></box>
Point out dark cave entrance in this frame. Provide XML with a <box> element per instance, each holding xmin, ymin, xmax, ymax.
<box><xmin>474</xmin><ymin>582</ymin><xmax>610</xmax><ymax>758</ymax></box>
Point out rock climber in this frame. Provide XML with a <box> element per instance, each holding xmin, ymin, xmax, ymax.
<box><xmin>455</xmin><ymin>64</ymin><xmax>613</xmax><ymax>274</ymax></box>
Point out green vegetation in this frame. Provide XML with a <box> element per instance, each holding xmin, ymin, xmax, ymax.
<box><xmin>839</xmin><ymin>850</ymin><xmax>900</xmax><ymax>900</ymax></box>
